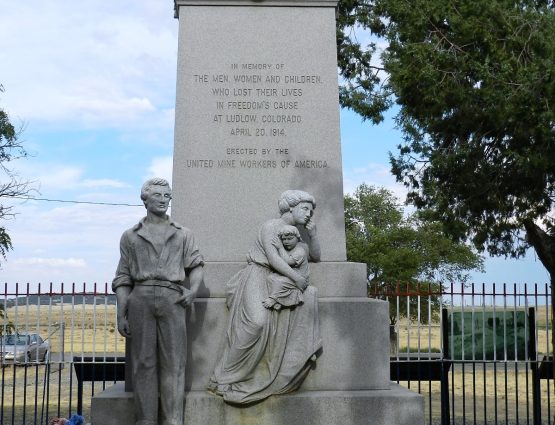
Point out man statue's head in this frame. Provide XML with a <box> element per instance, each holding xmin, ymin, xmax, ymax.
<box><xmin>141</xmin><ymin>178</ymin><xmax>172</xmax><ymax>216</ymax></box>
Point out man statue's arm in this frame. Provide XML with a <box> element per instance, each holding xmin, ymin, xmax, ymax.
<box><xmin>113</xmin><ymin>232</ymin><xmax>133</xmax><ymax>338</ymax></box>
<box><xmin>175</xmin><ymin>265</ymin><xmax>204</xmax><ymax>308</ymax></box>
<box><xmin>115</xmin><ymin>286</ymin><xmax>132</xmax><ymax>338</ymax></box>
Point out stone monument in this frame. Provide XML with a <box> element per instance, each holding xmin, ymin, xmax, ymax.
<box><xmin>91</xmin><ymin>0</ymin><xmax>425</xmax><ymax>424</ymax></box>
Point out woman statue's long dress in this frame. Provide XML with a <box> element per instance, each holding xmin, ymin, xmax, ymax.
<box><xmin>209</xmin><ymin>190</ymin><xmax>322</xmax><ymax>404</ymax></box>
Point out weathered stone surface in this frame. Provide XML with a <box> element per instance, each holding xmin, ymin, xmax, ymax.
<box><xmin>185</xmin><ymin>386</ymin><xmax>425</xmax><ymax>425</ymax></box>
<box><xmin>185</xmin><ymin>298</ymin><xmax>390</xmax><ymax>391</ymax></box>
<box><xmin>92</xmin><ymin>384</ymin><xmax>425</xmax><ymax>425</ymax></box>
<box><xmin>171</xmin><ymin>2</ymin><xmax>346</xmax><ymax>262</ymax></box>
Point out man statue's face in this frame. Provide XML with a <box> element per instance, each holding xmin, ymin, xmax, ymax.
<box><xmin>144</xmin><ymin>185</ymin><xmax>172</xmax><ymax>216</ymax></box>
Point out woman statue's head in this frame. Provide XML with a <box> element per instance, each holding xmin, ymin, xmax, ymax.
<box><xmin>278</xmin><ymin>190</ymin><xmax>316</xmax><ymax>226</ymax></box>
<box><xmin>278</xmin><ymin>190</ymin><xmax>316</xmax><ymax>214</ymax></box>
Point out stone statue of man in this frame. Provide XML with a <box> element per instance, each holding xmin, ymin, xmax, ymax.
<box><xmin>112</xmin><ymin>178</ymin><xmax>204</xmax><ymax>425</ymax></box>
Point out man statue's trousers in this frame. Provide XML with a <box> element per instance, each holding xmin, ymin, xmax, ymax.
<box><xmin>128</xmin><ymin>284</ymin><xmax>187</xmax><ymax>425</ymax></box>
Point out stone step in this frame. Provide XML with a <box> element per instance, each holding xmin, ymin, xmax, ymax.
<box><xmin>92</xmin><ymin>384</ymin><xmax>425</xmax><ymax>425</ymax></box>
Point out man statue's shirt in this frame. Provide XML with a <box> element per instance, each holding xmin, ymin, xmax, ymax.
<box><xmin>112</xmin><ymin>216</ymin><xmax>204</xmax><ymax>290</ymax></box>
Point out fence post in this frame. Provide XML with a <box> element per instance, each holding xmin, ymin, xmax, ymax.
<box><xmin>441</xmin><ymin>308</ymin><xmax>451</xmax><ymax>425</ymax></box>
<box><xmin>529</xmin><ymin>307</ymin><xmax>541</xmax><ymax>425</ymax></box>
<box><xmin>77</xmin><ymin>366</ymin><xmax>84</xmax><ymax>415</ymax></box>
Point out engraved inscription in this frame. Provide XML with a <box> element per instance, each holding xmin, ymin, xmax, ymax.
<box><xmin>188</xmin><ymin>62</ymin><xmax>330</xmax><ymax>171</ymax></box>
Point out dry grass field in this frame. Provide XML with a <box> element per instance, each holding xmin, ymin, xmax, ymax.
<box><xmin>1</xmin><ymin>302</ymin><xmax>553</xmax><ymax>424</ymax></box>
<box><xmin>4</xmin><ymin>303</ymin><xmax>125</xmax><ymax>357</ymax></box>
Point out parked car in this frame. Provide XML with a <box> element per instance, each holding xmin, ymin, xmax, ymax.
<box><xmin>0</xmin><ymin>333</ymin><xmax>50</xmax><ymax>365</ymax></box>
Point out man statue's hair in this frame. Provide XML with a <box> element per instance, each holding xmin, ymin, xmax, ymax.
<box><xmin>141</xmin><ymin>178</ymin><xmax>171</xmax><ymax>202</ymax></box>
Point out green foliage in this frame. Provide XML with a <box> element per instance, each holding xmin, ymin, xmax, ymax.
<box><xmin>345</xmin><ymin>184</ymin><xmax>483</xmax><ymax>324</ymax></box>
<box><xmin>0</xmin><ymin>227</ymin><xmax>12</xmax><ymax>261</ymax></box>
<box><xmin>336</xmin><ymin>0</ymin><xmax>391</xmax><ymax>124</ymax></box>
<box><xmin>337</xmin><ymin>0</ymin><xmax>555</xmax><ymax>263</ymax></box>
<box><xmin>0</xmin><ymin>84</ymin><xmax>30</xmax><ymax>265</ymax></box>
<box><xmin>385</xmin><ymin>1</ymin><xmax>555</xmax><ymax>260</ymax></box>
<box><xmin>0</xmin><ymin>303</ymin><xmax>15</xmax><ymax>336</ymax></box>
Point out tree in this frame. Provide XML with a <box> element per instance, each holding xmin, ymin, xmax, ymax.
<box><xmin>336</xmin><ymin>0</ymin><xmax>391</xmax><ymax>124</ymax></box>
<box><xmin>337</xmin><ymin>0</ymin><xmax>555</xmax><ymax>392</ymax></box>
<box><xmin>345</xmin><ymin>184</ymin><xmax>483</xmax><ymax>327</ymax></box>
<box><xmin>338</xmin><ymin>0</ymin><xmax>555</xmax><ymax>270</ymax></box>
<box><xmin>0</xmin><ymin>84</ymin><xmax>31</xmax><ymax>264</ymax></box>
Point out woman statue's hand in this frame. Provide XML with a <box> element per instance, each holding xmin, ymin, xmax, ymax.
<box><xmin>305</xmin><ymin>217</ymin><xmax>317</xmax><ymax>237</ymax></box>
<box><xmin>304</xmin><ymin>216</ymin><xmax>321</xmax><ymax>262</ymax></box>
<box><xmin>271</xmin><ymin>235</ymin><xmax>282</xmax><ymax>248</ymax></box>
<box><xmin>294</xmin><ymin>274</ymin><xmax>309</xmax><ymax>291</ymax></box>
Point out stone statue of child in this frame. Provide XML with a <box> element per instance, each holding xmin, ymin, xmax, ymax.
<box><xmin>112</xmin><ymin>178</ymin><xmax>204</xmax><ymax>425</ymax></box>
<box><xmin>262</xmin><ymin>225</ymin><xmax>309</xmax><ymax>310</ymax></box>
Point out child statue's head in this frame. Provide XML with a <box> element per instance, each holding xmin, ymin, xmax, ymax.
<box><xmin>278</xmin><ymin>225</ymin><xmax>302</xmax><ymax>250</ymax></box>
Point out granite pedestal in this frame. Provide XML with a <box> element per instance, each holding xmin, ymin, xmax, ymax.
<box><xmin>92</xmin><ymin>263</ymin><xmax>424</xmax><ymax>424</ymax></box>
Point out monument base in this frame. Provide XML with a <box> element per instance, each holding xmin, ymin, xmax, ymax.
<box><xmin>91</xmin><ymin>383</ymin><xmax>424</xmax><ymax>425</ymax></box>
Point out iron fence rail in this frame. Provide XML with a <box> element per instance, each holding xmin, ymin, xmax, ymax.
<box><xmin>0</xmin><ymin>282</ymin><xmax>553</xmax><ymax>425</ymax></box>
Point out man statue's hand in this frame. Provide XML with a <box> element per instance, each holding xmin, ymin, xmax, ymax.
<box><xmin>118</xmin><ymin>317</ymin><xmax>131</xmax><ymax>338</ymax></box>
<box><xmin>175</xmin><ymin>288</ymin><xmax>196</xmax><ymax>308</ymax></box>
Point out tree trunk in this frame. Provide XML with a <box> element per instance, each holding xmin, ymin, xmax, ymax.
<box><xmin>523</xmin><ymin>220</ymin><xmax>555</xmax><ymax>420</ymax></box>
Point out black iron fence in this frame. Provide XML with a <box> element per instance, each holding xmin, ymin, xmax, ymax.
<box><xmin>0</xmin><ymin>283</ymin><xmax>124</xmax><ymax>425</ymax></box>
<box><xmin>0</xmin><ymin>282</ymin><xmax>553</xmax><ymax>425</ymax></box>
<box><xmin>371</xmin><ymin>282</ymin><xmax>553</xmax><ymax>425</ymax></box>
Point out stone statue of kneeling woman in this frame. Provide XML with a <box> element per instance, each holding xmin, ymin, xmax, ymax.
<box><xmin>208</xmin><ymin>190</ymin><xmax>322</xmax><ymax>404</ymax></box>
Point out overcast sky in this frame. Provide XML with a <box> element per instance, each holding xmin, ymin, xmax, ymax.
<box><xmin>0</xmin><ymin>1</ymin><xmax>549</xmax><ymax>288</ymax></box>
